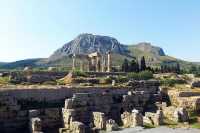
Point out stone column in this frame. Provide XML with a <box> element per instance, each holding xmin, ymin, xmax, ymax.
<box><xmin>72</xmin><ymin>54</ymin><xmax>76</xmax><ymax>70</ymax></box>
<box><xmin>107</xmin><ymin>51</ymin><xmax>111</xmax><ymax>72</ymax></box>
<box><xmin>91</xmin><ymin>57</ymin><xmax>96</xmax><ymax>71</ymax></box>
<box><xmin>87</xmin><ymin>58</ymin><xmax>92</xmax><ymax>72</ymax></box>
<box><xmin>96</xmin><ymin>55</ymin><xmax>101</xmax><ymax>72</ymax></box>
<box><xmin>101</xmin><ymin>56</ymin><xmax>106</xmax><ymax>72</ymax></box>
<box><xmin>80</xmin><ymin>61</ymin><xmax>84</xmax><ymax>72</ymax></box>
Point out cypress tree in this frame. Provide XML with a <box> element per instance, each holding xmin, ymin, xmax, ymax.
<box><xmin>122</xmin><ymin>59</ymin><xmax>129</xmax><ymax>72</ymax></box>
<box><xmin>140</xmin><ymin>56</ymin><xmax>146</xmax><ymax>71</ymax></box>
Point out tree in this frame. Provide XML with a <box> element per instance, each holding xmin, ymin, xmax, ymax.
<box><xmin>129</xmin><ymin>59</ymin><xmax>139</xmax><ymax>72</ymax></box>
<box><xmin>140</xmin><ymin>56</ymin><xmax>146</xmax><ymax>71</ymax></box>
<box><xmin>122</xmin><ymin>59</ymin><xmax>129</xmax><ymax>72</ymax></box>
<box><xmin>189</xmin><ymin>65</ymin><xmax>197</xmax><ymax>74</ymax></box>
<box><xmin>176</xmin><ymin>63</ymin><xmax>180</xmax><ymax>74</ymax></box>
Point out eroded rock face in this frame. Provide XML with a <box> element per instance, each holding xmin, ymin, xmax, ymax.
<box><xmin>49</xmin><ymin>33</ymin><xmax>128</xmax><ymax>61</ymax></box>
<box><xmin>174</xmin><ymin>108</ymin><xmax>189</xmax><ymax>122</ymax></box>
<box><xmin>121</xmin><ymin>110</ymin><xmax>143</xmax><ymax>128</ymax></box>
<box><xmin>144</xmin><ymin>110</ymin><xmax>164</xmax><ymax>126</ymax></box>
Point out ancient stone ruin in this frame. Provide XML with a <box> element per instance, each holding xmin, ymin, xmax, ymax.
<box><xmin>72</xmin><ymin>51</ymin><xmax>112</xmax><ymax>72</ymax></box>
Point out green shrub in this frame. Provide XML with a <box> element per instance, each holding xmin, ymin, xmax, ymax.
<box><xmin>99</xmin><ymin>77</ymin><xmax>112</xmax><ymax>84</ymax></box>
<box><xmin>160</xmin><ymin>79</ymin><xmax>186</xmax><ymax>87</ymax></box>
<box><xmin>128</xmin><ymin>71</ymin><xmax>153</xmax><ymax>80</ymax></box>
<box><xmin>0</xmin><ymin>76</ymin><xmax>10</xmax><ymax>85</ymax></box>
<box><xmin>116</xmin><ymin>76</ymin><xmax>128</xmax><ymax>83</ymax></box>
<box><xmin>73</xmin><ymin>70</ymin><xmax>87</xmax><ymax>77</ymax></box>
<box><xmin>195</xmin><ymin>72</ymin><xmax>200</xmax><ymax>78</ymax></box>
<box><xmin>56</xmin><ymin>79</ymin><xmax>66</xmax><ymax>85</ymax></box>
<box><xmin>42</xmin><ymin>81</ymin><xmax>57</xmax><ymax>85</ymax></box>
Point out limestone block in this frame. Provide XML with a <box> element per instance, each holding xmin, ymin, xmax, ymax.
<box><xmin>191</xmin><ymin>80</ymin><xmax>200</xmax><ymax>88</ymax></box>
<box><xmin>106</xmin><ymin>119</ymin><xmax>119</xmax><ymax>132</ymax></box>
<box><xmin>62</xmin><ymin>109</ymin><xmax>76</xmax><ymax>128</ymax></box>
<box><xmin>145</xmin><ymin>110</ymin><xmax>164</xmax><ymax>126</ymax></box>
<box><xmin>70</xmin><ymin>121</ymin><xmax>85</xmax><ymax>133</ymax></box>
<box><xmin>93</xmin><ymin>112</ymin><xmax>106</xmax><ymax>130</ymax></box>
<box><xmin>121</xmin><ymin>112</ymin><xmax>132</xmax><ymax>128</ymax></box>
<box><xmin>30</xmin><ymin>117</ymin><xmax>42</xmax><ymax>133</ymax></box>
<box><xmin>29</xmin><ymin>110</ymin><xmax>40</xmax><ymax>118</ymax></box>
<box><xmin>59</xmin><ymin>128</ymin><xmax>70</xmax><ymax>133</ymax></box>
<box><xmin>155</xmin><ymin>110</ymin><xmax>164</xmax><ymax>126</ymax></box>
<box><xmin>132</xmin><ymin>110</ymin><xmax>143</xmax><ymax>127</ymax></box>
<box><xmin>174</xmin><ymin>107</ymin><xmax>189</xmax><ymax>122</ymax></box>
<box><xmin>64</xmin><ymin>99</ymin><xmax>73</xmax><ymax>109</ymax></box>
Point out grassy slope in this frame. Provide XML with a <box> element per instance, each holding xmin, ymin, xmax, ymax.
<box><xmin>0</xmin><ymin>45</ymin><xmax>198</xmax><ymax>70</ymax></box>
<box><xmin>128</xmin><ymin>45</ymin><xmax>196</xmax><ymax>69</ymax></box>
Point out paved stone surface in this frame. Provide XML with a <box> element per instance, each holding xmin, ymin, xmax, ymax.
<box><xmin>111</xmin><ymin>126</ymin><xmax>200</xmax><ymax>133</ymax></box>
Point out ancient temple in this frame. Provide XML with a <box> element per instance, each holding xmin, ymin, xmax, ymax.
<box><xmin>72</xmin><ymin>51</ymin><xmax>112</xmax><ymax>72</ymax></box>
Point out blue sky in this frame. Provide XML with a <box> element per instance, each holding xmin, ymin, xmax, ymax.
<box><xmin>0</xmin><ymin>0</ymin><xmax>200</xmax><ymax>62</ymax></box>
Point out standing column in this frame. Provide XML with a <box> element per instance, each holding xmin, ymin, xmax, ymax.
<box><xmin>91</xmin><ymin>57</ymin><xmax>96</xmax><ymax>71</ymax></box>
<box><xmin>80</xmin><ymin>60</ymin><xmax>84</xmax><ymax>72</ymax></box>
<box><xmin>88</xmin><ymin>59</ymin><xmax>92</xmax><ymax>72</ymax></box>
<box><xmin>72</xmin><ymin>54</ymin><xmax>76</xmax><ymax>70</ymax></box>
<box><xmin>101</xmin><ymin>56</ymin><xmax>106</xmax><ymax>72</ymax></box>
<box><xmin>96</xmin><ymin>56</ymin><xmax>101</xmax><ymax>72</ymax></box>
<box><xmin>107</xmin><ymin>51</ymin><xmax>111</xmax><ymax>72</ymax></box>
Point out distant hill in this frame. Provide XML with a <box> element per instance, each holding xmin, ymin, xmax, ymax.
<box><xmin>0</xmin><ymin>33</ymin><xmax>197</xmax><ymax>70</ymax></box>
<box><xmin>0</xmin><ymin>58</ymin><xmax>46</xmax><ymax>69</ymax></box>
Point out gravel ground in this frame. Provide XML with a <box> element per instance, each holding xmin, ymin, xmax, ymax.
<box><xmin>111</xmin><ymin>126</ymin><xmax>200</xmax><ymax>133</ymax></box>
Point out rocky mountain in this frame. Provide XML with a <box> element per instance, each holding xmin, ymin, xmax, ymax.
<box><xmin>49</xmin><ymin>33</ymin><xmax>129</xmax><ymax>61</ymax></box>
<box><xmin>134</xmin><ymin>42</ymin><xmax>165</xmax><ymax>56</ymax></box>
<box><xmin>0</xmin><ymin>33</ymin><xmax>196</xmax><ymax>70</ymax></box>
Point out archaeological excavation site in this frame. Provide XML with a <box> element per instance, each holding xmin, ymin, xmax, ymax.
<box><xmin>1</xmin><ymin>50</ymin><xmax>200</xmax><ymax>133</ymax></box>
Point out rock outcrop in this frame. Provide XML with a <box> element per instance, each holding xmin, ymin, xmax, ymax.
<box><xmin>49</xmin><ymin>33</ymin><xmax>129</xmax><ymax>61</ymax></box>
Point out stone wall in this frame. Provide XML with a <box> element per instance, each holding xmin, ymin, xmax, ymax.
<box><xmin>0</xmin><ymin>80</ymin><xmax>161</xmax><ymax>132</ymax></box>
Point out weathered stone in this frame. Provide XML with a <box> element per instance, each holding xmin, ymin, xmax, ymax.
<box><xmin>30</xmin><ymin>117</ymin><xmax>42</xmax><ymax>133</ymax></box>
<box><xmin>106</xmin><ymin>119</ymin><xmax>119</xmax><ymax>131</ymax></box>
<box><xmin>70</xmin><ymin>121</ymin><xmax>85</xmax><ymax>133</ymax></box>
<box><xmin>62</xmin><ymin>109</ymin><xmax>76</xmax><ymax>128</ymax></box>
<box><xmin>174</xmin><ymin>107</ymin><xmax>189</xmax><ymax>122</ymax></box>
<box><xmin>132</xmin><ymin>109</ymin><xmax>143</xmax><ymax>127</ymax></box>
<box><xmin>29</xmin><ymin>110</ymin><xmax>40</xmax><ymax>118</ymax></box>
<box><xmin>26</xmin><ymin>74</ymin><xmax>55</xmax><ymax>84</ymax></box>
<box><xmin>144</xmin><ymin>110</ymin><xmax>164</xmax><ymax>126</ymax></box>
<box><xmin>93</xmin><ymin>112</ymin><xmax>106</xmax><ymax>130</ymax></box>
<box><xmin>191</xmin><ymin>80</ymin><xmax>200</xmax><ymax>88</ymax></box>
<box><xmin>121</xmin><ymin>110</ymin><xmax>143</xmax><ymax>128</ymax></box>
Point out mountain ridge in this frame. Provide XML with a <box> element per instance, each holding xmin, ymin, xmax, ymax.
<box><xmin>0</xmin><ymin>33</ymin><xmax>196</xmax><ymax>70</ymax></box>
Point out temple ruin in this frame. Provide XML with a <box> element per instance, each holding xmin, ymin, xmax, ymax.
<box><xmin>72</xmin><ymin>51</ymin><xmax>112</xmax><ymax>72</ymax></box>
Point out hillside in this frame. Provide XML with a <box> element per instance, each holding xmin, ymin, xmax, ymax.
<box><xmin>0</xmin><ymin>33</ymin><xmax>197</xmax><ymax>70</ymax></box>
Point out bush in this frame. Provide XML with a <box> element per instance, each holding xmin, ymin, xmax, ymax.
<box><xmin>127</xmin><ymin>71</ymin><xmax>153</xmax><ymax>80</ymax></box>
<box><xmin>160</xmin><ymin>79</ymin><xmax>186</xmax><ymax>87</ymax></box>
<box><xmin>73</xmin><ymin>70</ymin><xmax>87</xmax><ymax>77</ymax></box>
<box><xmin>116</xmin><ymin>76</ymin><xmax>128</xmax><ymax>83</ymax></box>
<box><xmin>56</xmin><ymin>79</ymin><xmax>66</xmax><ymax>85</ymax></box>
<box><xmin>99</xmin><ymin>77</ymin><xmax>112</xmax><ymax>84</ymax></box>
<box><xmin>0</xmin><ymin>76</ymin><xmax>10</xmax><ymax>85</ymax></box>
<box><xmin>42</xmin><ymin>81</ymin><xmax>57</xmax><ymax>85</ymax></box>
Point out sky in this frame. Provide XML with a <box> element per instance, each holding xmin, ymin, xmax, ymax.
<box><xmin>0</xmin><ymin>0</ymin><xmax>200</xmax><ymax>62</ymax></box>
